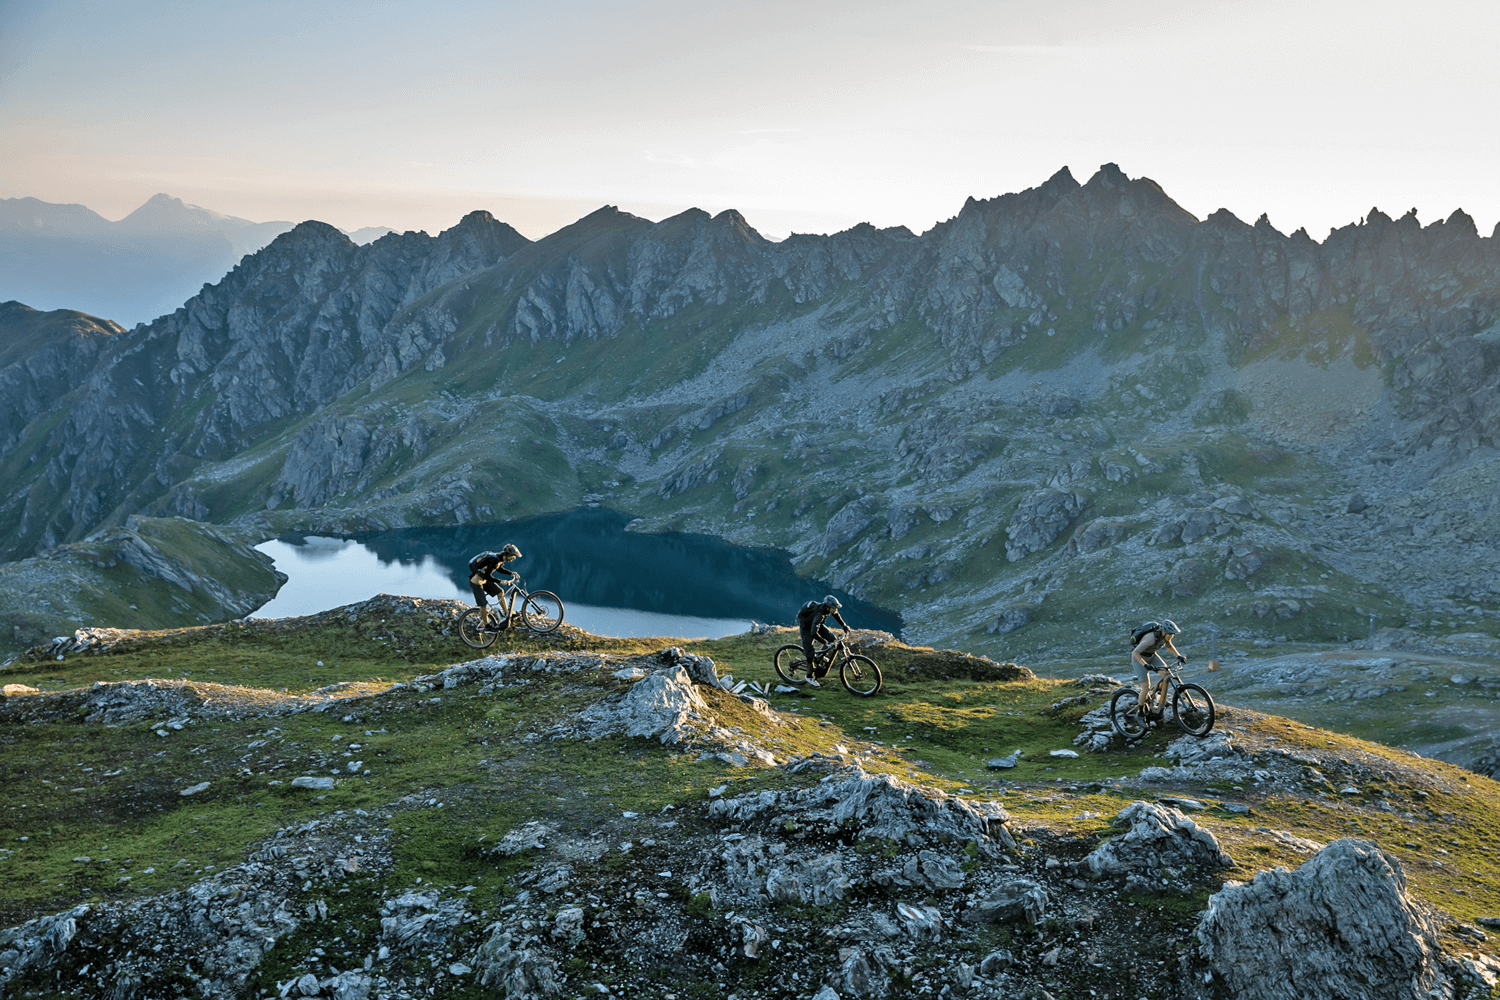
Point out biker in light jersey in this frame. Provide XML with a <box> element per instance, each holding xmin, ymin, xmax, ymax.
<box><xmin>1131</xmin><ymin>619</ymin><xmax>1185</xmax><ymax>715</ymax></box>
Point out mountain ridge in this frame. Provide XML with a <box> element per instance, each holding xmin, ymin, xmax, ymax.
<box><xmin>2</xmin><ymin>164</ymin><xmax>1498</xmax><ymax>686</ymax></box>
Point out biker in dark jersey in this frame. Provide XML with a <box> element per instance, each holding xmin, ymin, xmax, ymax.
<box><xmin>468</xmin><ymin>545</ymin><xmax>522</xmax><ymax>625</ymax></box>
<box><xmin>796</xmin><ymin>596</ymin><xmax>849</xmax><ymax>686</ymax></box>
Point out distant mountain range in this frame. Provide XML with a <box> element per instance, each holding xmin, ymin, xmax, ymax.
<box><xmin>0</xmin><ymin>194</ymin><xmax>392</xmax><ymax>327</ymax></box>
<box><xmin>3</xmin><ymin>165</ymin><xmax>1499</xmax><ymax>678</ymax></box>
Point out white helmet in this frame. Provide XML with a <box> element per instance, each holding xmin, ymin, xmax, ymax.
<box><xmin>1159</xmin><ymin>619</ymin><xmax>1181</xmax><ymax>635</ymax></box>
<box><xmin>823</xmin><ymin>595</ymin><xmax>842</xmax><ymax>609</ymax></box>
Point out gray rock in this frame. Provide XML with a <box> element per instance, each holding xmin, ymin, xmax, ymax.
<box><xmin>493</xmin><ymin>821</ymin><xmax>553</xmax><ymax>856</ymax></box>
<box><xmin>978</xmin><ymin>949</ymin><xmax>1014</xmax><ymax>975</ymax></box>
<box><xmin>1085</xmin><ymin>801</ymin><xmax>1234</xmax><ymax>875</ymax></box>
<box><xmin>572</xmin><ymin>665</ymin><xmax>708</xmax><ymax>744</ymax></box>
<box><xmin>839</xmin><ymin>946</ymin><xmax>880</xmax><ymax>996</ymax></box>
<box><xmin>551</xmin><ymin>906</ymin><xmax>585</xmax><ymax>946</ymax></box>
<box><xmin>290</xmin><ymin>776</ymin><xmax>337</xmax><ymax>790</ymax></box>
<box><xmin>895</xmin><ymin>902</ymin><xmax>943</xmax><ymax>940</ymax></box>
<box><xmin>874</xmin><ymin>849</ymin><xmax>965</xmax><ymax>891</ymax></box>
<box><xmin>986</xmin><ymin>753</ymin><xmax>1019</xmax><ymax>769</ymax></box>
<box><xmin>987</xmin><ymin>603</ymin><xmax>1035</xmax><ymax>634</ymax></box>
<box><xmin>1194</xmin><ymin>838</ymin><xmax>1443</xmax><ymax>1000</ymax></box>
<box><xmin>765</xmin><ymin>852</ymin><xmax>852</xmax><ymax>906</ymax></box>
<box><xmin>475</xmin><ymin>928</ymin><xmax>560</xmax><ymax>995</ymax></box>
<box><xmin>1005</xmin><ymin>489</ymin><xmax>1089</xmax><ymax>562</ymax></box>
<box><xmin>659</xmin><ymin>646</ymin><xmax>721</xmax><ymax>688</ymax></box>
<box><xmin>708</xmin><ymin>765</ymin><xmax>1016</xmax><ymax>852</ymax></box>
<box><xmin>965</xmin><ymin>879</ymin><xmax>1048</xmax><ymax>925</ymax></box>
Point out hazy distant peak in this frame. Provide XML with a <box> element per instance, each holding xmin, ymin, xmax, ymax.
<box><xmin>119</xmin><ymin>193</ymin><xmax>241</xmax><ymax>230</ymax></box>
<box><xmin>0</xmin><ymin>197</ymin><xmax>111</xmax><ymax>235</ymax></box>
<box><xmin>344</xmin><ymin>226</ymin><xmax>395</xmax><ymax>245</ymax></box>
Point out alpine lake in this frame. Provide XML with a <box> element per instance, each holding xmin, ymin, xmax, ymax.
<box><xmin>252</xmin><ymin>507</ymin><xmax>901</xmax><ymax>639</ymax></box>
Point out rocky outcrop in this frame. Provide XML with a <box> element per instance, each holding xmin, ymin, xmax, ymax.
<box><xmin>708</xmin><ymin>765</ymin><xmax>1017</xmax><ymax>852</ymax></box>
<box><xmin>1193</xmin><ymin>838</ymin><xmax>1446</xmax><ymax>1000</ymax></box>
<box><xmin>1085</xmin><ymin>801</ymin><xmax>1235</xmax><ymax>875</ymax></box>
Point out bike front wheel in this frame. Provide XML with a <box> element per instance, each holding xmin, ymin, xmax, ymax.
<box><xmin>459</xmin><ymin>607</ymin><xmax>500</xmax><ymax>649</ymax></box>
<box><xmin>839</xmin><ymin>654</ymin><xmax>883</xmax><ymax>696</ymax></box>
<box><xmin>1172</xmin><ymin>683</ymin><xmax>1216</xmax><ymax>736</ymax></box>
<box><xmin>1109</xmin><ymin>687</ymin><xmax>1150</xmax><ymax>740</ymax></box>
<box><xmin>522</xmin><ymin>591</ymin><xmax>564</xmax><ymax>634</ymax></box>
<box><xmin>773</xmin><ymin>644</ymin><xmax>814</xmax><ymax>685</ymax></box>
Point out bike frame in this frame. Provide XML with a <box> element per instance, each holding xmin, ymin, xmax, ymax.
<box><xmin>1140</xmin><ymin>655</ymin><xmax>1188</xmax><ymax>710</ymax></box>
<box><xmin>482</xmin><ymin>581</ymin><xmax>525</xmax><ymax>624</ymax></box>
<box><xmin>812</xmin><ymin>638</ymin><xmax>849</xmax><ymax>668</ymax></box>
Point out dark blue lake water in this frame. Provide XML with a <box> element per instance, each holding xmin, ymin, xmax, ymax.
<box><xmin>253</xmin><ymin>508</ymin><xmax>901</xmax><ymax>640</ymax></box>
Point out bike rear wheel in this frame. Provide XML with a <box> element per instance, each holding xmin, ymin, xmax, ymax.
<box><xmin>1109</xmin><ymin>687</ymin><xmax>1149</xmax><ymax>740</ymax></box>
<box><xmin>839</xmin><ymin>654</ymin><xmax>883</xmax><ymax>696</ymax></box>
<box><xmin>459</xmin><ymin>607</ymin><xmax>500</xmax><ymax>649</ymax></box>
<box><xmin>521</xmin><ymin>591</ymin><xmax>564</xmax><ymax>634</ymax></box>
<box><xmin>773</xmin><ymin>644</ymin><xmax>814</xmax><ymax>685</ymax></box>
<box><xmin>1172</xmin><ymin>682</ymin><xmax>1216</xmax><ymax>736</ymax></box>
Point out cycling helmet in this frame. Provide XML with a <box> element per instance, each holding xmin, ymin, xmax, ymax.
<box><xmin>823</xmin><ymin>595</ymin><xmax>843</xmax><ymax>609</ymax></box>
<box><xmin>1159</xmin><ymin>619</ymin><xmax>1181</xmax><ymax>635</ymax></box>
<box><xmin>500</xmin><ymin>544</ymin><xmax>522</xmax><ymax>560</ymax></box>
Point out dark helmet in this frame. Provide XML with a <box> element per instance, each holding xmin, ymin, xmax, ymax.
<box><xmin>499</xmin><ymin>544</ymin><xmax>522</xmax><ymax>560</ymax></box>
<box><xmin>823</xmin><ymin>595</ymin><xmax>842</xmax><ymax>610</ymax></box>
<box><xmin>1159</xmin><ymin>619</ymin><xmax>1181</xmax><ymax>635</ymax></box>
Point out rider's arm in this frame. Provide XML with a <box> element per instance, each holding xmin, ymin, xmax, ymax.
<box><xmin>497</xmin><ymin>564</ymin><xmax>519</xmax><ymax>581</ymax></box>
<box><xmin>830</xmin><ymin>610</ymin><xmax>849</xmax><ymax>632</ymax></box>
<box><xmin>1165</xmin><ymin>636</ymin><xmax>1186</xmax><ymax>662</ymax></box>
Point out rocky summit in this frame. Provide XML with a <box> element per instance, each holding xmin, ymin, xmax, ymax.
<box><xmin>1</xmin><ymin>605</ymin><xmax>1499</xmax><ymax>999</ymax></box>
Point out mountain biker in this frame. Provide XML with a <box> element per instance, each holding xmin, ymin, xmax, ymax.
<box><xmin>469</xmin><ymin>545</ymin><xmax>522</xmax><ymax>624</ymax></box>
<box><xmin>1131</xmin><ymin>619</ymin><xmax>1185</xmax><ymax>716</ymax></box>
<box><xmin>797</xmin><ymin>596</ymin><xmax>849</xmax><ymax>687</ymax></box>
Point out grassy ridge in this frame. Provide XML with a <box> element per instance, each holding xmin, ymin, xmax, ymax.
<box><xmin>3</xmin><ymin>607</ymin><xmax>1499</xmax><ymax>963</ymax></box>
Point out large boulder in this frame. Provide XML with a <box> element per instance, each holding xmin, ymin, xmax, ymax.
<box><xmin>572</xmin><ymin>665</ymin><xmax>708</xmax><ymax>744</ymax></box>
<box><xmin>1085</xmin><ymin>801</ymin><xmax>1234</xmax><ymax>875</ymax></box>
<box><xmin>1194</xmin><ymin>838</ymin><xmax>1445</xmax><ymax>1000</ymax></box>
<box><xmin>709</xmin><ymin>766</ymin><xmax>1016</xmax><ymax>852</ymax></box>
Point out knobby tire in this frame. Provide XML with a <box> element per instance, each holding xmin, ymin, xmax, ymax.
<box><xmin>1172</xmin><ymin>682</ymin><xmax>1216</xmax><ymax>736</ymax></box>
<box><xmin>773</xmin><ymin>644</ymin><xmax>813</xmax><ymax>685</ymax></box>
<box><xmin>459</xmin><ymin>607</ymin><xmax>500</xmax><ymax>649</ymax></box>
<box><xmin>1109</xmin><ymin>687</ymin><xmax>1149</xmax><ymax>740</ymax></box>
<box><xmin>839</xmin><ymin>654</ymin><xmax>883</xmax><ymax>696</ymax></box>
<box><xmin>522</xmin><ymin>591</ymin><xmax>564</xmax><ymax>634</ymax></box>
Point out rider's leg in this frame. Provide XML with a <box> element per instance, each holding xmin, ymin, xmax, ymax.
<box><xmin>482</xmin><ymin>580</ymin><xmax>507</xmax><ymax>627</ymax></box>
<box><xmin>470</xmin><ymin>583</ymin><xmax>490</xmax><ymax>622</ymax></box>
<box><xmin>799</xmin><ymin>623</ymin><xmax>819</xmax><ymax>681</ymax></box>
<box><xmin>812</xmin><ymin>624</ymin><xmax>836</xmax><ymax>677</ymax></box>
<box><xmin>1134</xmin><ymin>657</ymin><xmax>1151</xmax><ymax>710</ymax></box>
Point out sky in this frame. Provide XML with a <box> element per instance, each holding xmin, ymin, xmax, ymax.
<box><xmin>2</xmin><ymin>0</ymin><xmax>1498</xmax><ymax>241</ymax></box>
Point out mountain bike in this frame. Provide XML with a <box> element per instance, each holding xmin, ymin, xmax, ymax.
<box><xmin>1109</xmin><ymin>654</ymin><xmax>1214</xmax><ymax>740</ymax></box>
<box><xmin>459</xmin><ymin>580</ymin><xmax>565</xmax><ymax>647</ymax></box>
<box><xmin>773</xmin><ymin>636</ymin><xmax>883</xmax><ymax>696</ymax></box>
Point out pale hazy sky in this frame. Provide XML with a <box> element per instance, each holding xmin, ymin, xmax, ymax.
<box><xmin>2</xmin><ymin>0</ymin><xmax>1497</xmax><ymax>241</ymax></box>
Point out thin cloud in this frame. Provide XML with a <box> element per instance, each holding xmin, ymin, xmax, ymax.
<box><xmin>964</xmin><ymin>44</ymin><xmax>1116</xmax><ymax>56</ymax></box>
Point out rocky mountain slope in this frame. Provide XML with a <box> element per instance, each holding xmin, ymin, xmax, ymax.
<box><xmin>1</xmin><ymin>605</ymin><xmax>1498</xmax><ymax>999</ymax></box>
<box><xmin>3</xmin><ymin>164</ymin><xmax>1499</xmax><ymax>673</ymax></box>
